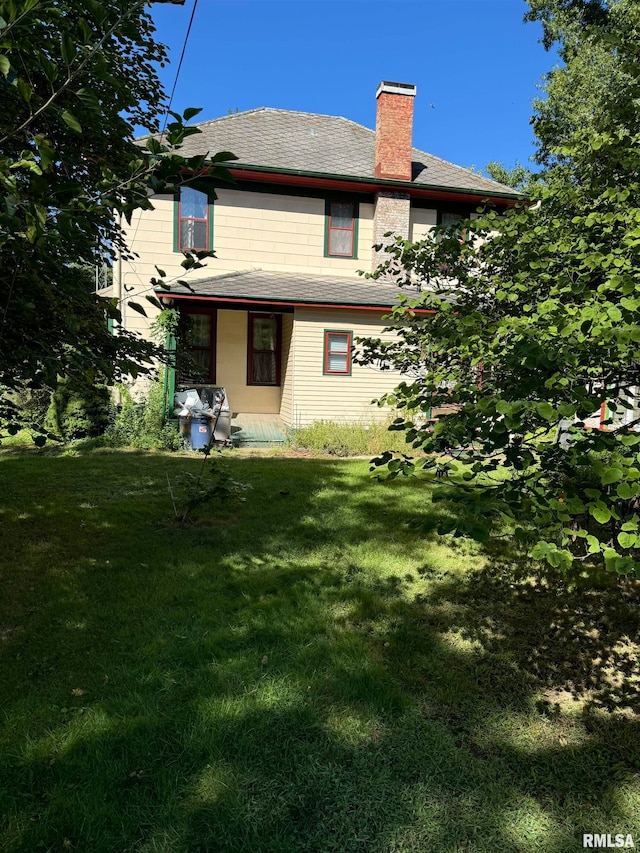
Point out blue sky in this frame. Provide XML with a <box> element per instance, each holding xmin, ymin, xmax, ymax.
<box><xmin>148</xmin><ymin>0</ymin><xmax>557</xmax><ymax>175</ymax></box>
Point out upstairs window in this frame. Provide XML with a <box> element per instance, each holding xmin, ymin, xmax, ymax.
<box><xmin>323</xmin><ymin>330</ymin><xmax>352</xmax><ymax>375</ymax></box>
<box><xmin>325</xmin><ymin>201</ymin><xmax>358</xmax><ymax>258</ymax></box>
<box><xmin>248</xmin><ymin>313</ymin><xmax>282</xmax><ymax>386</ymax></box>
<box><xmin>437</xmin><ymin>211</ymin><xmax>469</xmax><ymax>243</ymax></box>
<box><xmin>175</xmin><ymin>187</ymin><xmax>212</xmax><ymax>252</ymax></box>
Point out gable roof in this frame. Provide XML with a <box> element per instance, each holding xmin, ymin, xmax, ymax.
<box><xmin>170</xmin><ymin>108</ymin><xmax>518</xmax><ymax>198</ymax></box>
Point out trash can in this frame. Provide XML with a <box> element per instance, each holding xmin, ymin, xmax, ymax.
<box><xmin>174</xmin><ymin>386</ymin><xmax>232</xmax><ymax>448</ymax></box>
<box><xmin>190</xmin><ymin>416</ymin><xmax>213</xmax><ymax>450</ymax></box>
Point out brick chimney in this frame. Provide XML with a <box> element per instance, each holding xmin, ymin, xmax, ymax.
<box><xmin>374</xmin><ymin>81</ymin><xmax>416</xmax><ymax>181</ymax></box>
<box><xmin>372</xmin><ymin>81</ymin><xmax>416</xmax><ymax>272</ymax></box>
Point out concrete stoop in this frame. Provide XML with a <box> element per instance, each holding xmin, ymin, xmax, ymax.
<box><xmin>231</xmin><ymin>413</ymin><xmax>287</xmax><ymax>447</ymax></box>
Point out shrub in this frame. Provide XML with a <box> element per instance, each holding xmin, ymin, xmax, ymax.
<box><xmin>167</xmin><ymin>447</ymin><xmax>251</xmax><ymax>524</ymax></box>
<box><xmin>44</xmin><ymin>379</ymin><xmax>111</xmax><ymax>441</ymax></box>
<box><xmin>105</xmin><ymin>379</ymin><xmax>181</xmax><ymax>451</ymax></box>
<box><xmin>289</xmin><ymin>420</ymin><xmax>419</xmax><ymax>457</ymax></box>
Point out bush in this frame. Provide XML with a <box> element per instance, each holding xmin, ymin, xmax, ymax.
<box><xmin>289</xmin><ymin>420</ymin><xmax>420</xmax><ymax>457</ymax></box>
<box><xmin>44</xmin><ymin>379</ymin><xmax>111</xmax><ymax>441</ymax></box>
<box><xmin>105</xmin><ymin>380</ymin><xmax>181</xmax><ymax>451</ymax></box>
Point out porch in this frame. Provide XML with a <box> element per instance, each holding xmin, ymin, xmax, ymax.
<box><xmin>165</xmin><ymin>303</ymin><xmax>294</xmax><ymax>432</ymax></box>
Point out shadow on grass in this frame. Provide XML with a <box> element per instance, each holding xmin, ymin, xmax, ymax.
<box><xmin>0</xmin><ymin>451</ymin><xmax>639</xmax><ymax>852</ymax></box>
<box><xmin>422</xmin><ymin>551</ymin><xmax>640</xmax><ymax>715</ymax></box>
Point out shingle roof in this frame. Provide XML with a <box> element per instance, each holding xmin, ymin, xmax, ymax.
<box><xmin>168</xmin><ymin>108</ymin><xmax>517</xmax><ymax>197</ymax></box>
<box><xmin>162</xmin><ymin>269</ymin><xmax>425</xmax><ymax>309</ymax></box>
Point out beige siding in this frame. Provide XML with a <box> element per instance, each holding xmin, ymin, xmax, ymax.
<box><xmin>111</xmin><ymin>189</ymin><xmax>382</xmax><ymax>352</ymax></box>
<box><xmin>107</xmin><ymin>193</ymin><xmax>439</xmax><ymax>403</ymax></box>
<box><xmin>280</xmin><ymin>313</ymin><xmax>295</xmax><ymax>423</ymax></box>
<box><xmin>409</xmin><ymin>206</ymin><xmax>437</xmax><ymax>242</ymax></box>
<box><xmin>115</xmin><ymin>191</ymin><xmax>376</xmax><ymax>305</ymax></box>
<box><xmin>290</xmin><ymin>307</ymin><xmax>404</xmax><ymax>428</ymax></box>
<box><xmin>215</xmin><ymin>190</ymin><xmax>375</xmax><ymax>275</ymax></box>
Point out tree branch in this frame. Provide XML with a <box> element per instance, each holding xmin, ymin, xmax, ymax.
<box><xmin>0</xmin><ymin>0</ymin><xmax>147</xmax><ymax>147</ymax></box>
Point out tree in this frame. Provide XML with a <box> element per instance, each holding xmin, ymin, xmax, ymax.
<box><xmin>524</xmin><ymin>0</ymin><xmax>611</xmax><ymax>51</ymax></box>
<box><xmin>484</xmin><ymin>161</ymin><xmax>531</xmax><ymax>191</ymax></box>
<box><xmin>0</xmin><ymin>0</ymin><xmax>232</xmax><ymax>436</ymax></box>
<box><xmin>358</xmin><ymin>0</ymin><xmax>640</xmax><ymax>579</ymax></box>
<box><xmin>527</xmin><ymin>0</ymin><xmax>637</xmax><ymax>174</ymax></box>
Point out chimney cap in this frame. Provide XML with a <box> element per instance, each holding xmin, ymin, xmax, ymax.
<box><xmin>376</xmin><ymin>81</ymin><xmax>417</xmax><ymax>99</ymax></box>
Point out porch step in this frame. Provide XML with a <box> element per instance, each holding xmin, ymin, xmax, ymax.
<box><xmin>230</xmin><ymin>413</ymin><xmax>287</xmax><ymax>447</ymax></box>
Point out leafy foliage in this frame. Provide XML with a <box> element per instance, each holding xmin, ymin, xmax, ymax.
<box><xmin>167</xmin><ymin>446</ymin><xmax>251</xmax><ymax>525</ymax></box>
<box><xmin>0</xmin><ymin>1</ymin><xmax>233</xmax><ymax>434</ymax></box>
<box><xmin>484</xmin><ymin>160</ymin><xmax>532</xmax><ymax>191</ymax></box>
<box><xmin>358</xmin><ymin>0</ymin><xmax>640</xmax><ymax>579</ymax></box>
<box><xmin>525</xmin><ymin>0</ymin><xmax>611</xmax><ymax>52</ymax></box>
<box><xmin>105</xmin><ymin>378</ymin><xmax>181</xmax><ymax>451</ymax></box>
<box><xmin>44</xmin><ymin>378</ymin><xmax>111</xmax><ymax>441</ymax></box>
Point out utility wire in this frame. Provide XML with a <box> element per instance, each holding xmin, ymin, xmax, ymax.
<box><xmin>121</xmin><ymin>0</ymin><xmax>200</xmax><ymax>304</ymax></box>
<box><xmin>161</xmin><ymin>0</ymin><xmax>200</xmax><ymax>136</ymax></box>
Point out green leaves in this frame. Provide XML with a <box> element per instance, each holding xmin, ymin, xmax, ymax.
<box><xmin>182</xmin><ymin>107</ymin><xmax>202</xmax><ymax>122</ymax></box>
<box><xmin>60</xmin><ymin>109</ymin><xmax>81</xmax><ymax>133</ymax></box>
<box><xmin>34</xmin><ymin>134</ymin><xmax>55</xmax><ymax>171</ymax></box>
<box><xmin>60</xmin><ymin>32</ymin><xmax>76</xmax><ymax>66</ymax></box>
<box><xmin>532</xmin><ymin>541</ymin><xmax>573</xmax><ymax>571</ymax></box>
<box><xmin>536</xmin><ymin>401</ymin><xmax>555</xmax><ymax>421</ymax></box>
<box><xmin>362</xmin><ymin>99</ymin><xmax>640</xmax><ymax>583</ymax></box>
<box><xmin>75</xmin><ymin>88</ymin><xmax>100</xmax><ymax>112</ymax></box>
<box><xmin>590</xmin><ymin>505</ymin><xmax>612</xmax><ymax>525</ymax></box>
<box><xmin>360</xmin><ymin>0</ymin><xmax>640</xmax><ymax>583</ymax></box>
<box><xmin>127</xmin><ymin>302</ymin><xmax>148</xmax><ymax>317</ymax></box>
<box><xmin>617</xmin><ymin>531</ymin><xmax>639</xmax><ymax>549</ymax></box>
<box><xmin>0</xmin><ymin>0</ymin><xmax>198</xmax><ymax>407</ymax></box>
<box><xmin>601</xmin><ymin>467</ymin><xmax>624</xmax><ymax>486</ymax></box>
<box><xmin>616</xmin><ymin>481</ymin><xmax>636</xmax><ymax>499</ymax></box>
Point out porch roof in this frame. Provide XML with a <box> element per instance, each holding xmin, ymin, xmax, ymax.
<box><xmin>158</xmin><ymin>269</ymin><xmax>427</xmax><ymax>311</ymax></box>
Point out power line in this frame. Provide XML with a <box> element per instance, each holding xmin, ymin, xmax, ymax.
<box><xmin>120</xmin><ymin>0</ymin><xmax>200</xmax><ymax>306</ymax></box>
<box><xmin>161</xmin><ymin>0</ymin><xmax>200</xmax><ymax>135</ymax></box>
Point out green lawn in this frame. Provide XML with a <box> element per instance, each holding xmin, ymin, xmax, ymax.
<box><xmin>0</xmin><ymin>447</ymin><xmax>639</xmax><ymax>852</ymax></box>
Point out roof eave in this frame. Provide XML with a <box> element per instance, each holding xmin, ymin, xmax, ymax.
<box><xmin>155</xmin><ymin>289</ymin><xmax>434</xmax><ymax>313</ymax></box>
<box><xmin>211</xmin><ymin>162</ymin><xmax>524</xmax><ymax>204</ymax></box>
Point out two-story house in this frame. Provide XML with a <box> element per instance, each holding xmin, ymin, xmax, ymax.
<box><xmin>104</xmin><ymin>81</ymin><xmax>519</xmax><ymax>439</ymax></box>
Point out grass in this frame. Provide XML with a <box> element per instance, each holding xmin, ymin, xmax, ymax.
<box><xmin>288</xmin><ymin>419</ymin><xmax>415</xmax><ymax>457</ymax></box>
<box><xmin>0</xmin><ymin>446</ymin><xmax>639</xmax><ymax>852</ymax></box>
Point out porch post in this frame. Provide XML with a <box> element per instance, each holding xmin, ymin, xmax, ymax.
<box><xmin>163</xmin><ymin>331</ymin><xmax>177</xmax><ymax>419</ymax></box>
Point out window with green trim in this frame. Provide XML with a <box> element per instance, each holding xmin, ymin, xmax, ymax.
<box><xmin>325</xmin><ymin>201</ymin><xmax>358</xmax><ymax>258</ymax></box>
<box><xmin>175</xmin><ymin>187</ymin><xmax>213</xmax><ymax>252</ymax></box>
<box><xmin>323</xmin><ymin>330</ymin><xmax>352</xmax><ymax>375</ymax></box>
